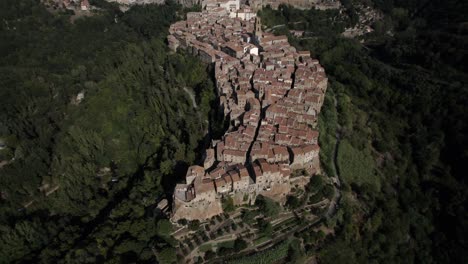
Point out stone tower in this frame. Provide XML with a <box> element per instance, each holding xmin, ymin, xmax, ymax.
<box><xmin>254</xmin><ymin>16</ymin><xmax>262</xmax><ymax>42</ymax></box>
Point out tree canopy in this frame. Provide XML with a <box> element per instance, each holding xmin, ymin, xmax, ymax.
<box><xmin>255</xmin><ymin>195</ymin><xmax>281</xmax><ymax>217</ymax></box>
<box><xmin>260</xmin><ymin>1</ymin><xmax>468</xmax><ymax>263</ymax></box>
<box><xmin>0</xmin><ymin>1</ymin><xmax>213</xmax><ymax>262</ymax></box>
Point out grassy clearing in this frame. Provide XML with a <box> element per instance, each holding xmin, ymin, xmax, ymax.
<box><xmin>337</xmin><ymin>139</ymin><xmax>379</xmax><ymax>190</ymax></box>
<box><xmin>253</xmin><ymin>236</ymin><xmax>271</xmax><ymax>245</ymax></box>
<box><xmin>318</xmin><ymin>87</ymin><xmax>338</xmax><ymax>177</ymax></box>
<box><xmin>217</xmin><ymin>240</ymin><xmax>235</xmax><ymax>249</ymax></box>
<box><xmin>199</xmin><ymin>243</ymin><xmax>212</xmax><ymax>252</ymax></box>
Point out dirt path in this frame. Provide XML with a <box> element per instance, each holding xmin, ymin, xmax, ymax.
<box><xmin>183</xmin><ymin>87</ymin><xmax>197</xmax><ymax>108</ymax></box>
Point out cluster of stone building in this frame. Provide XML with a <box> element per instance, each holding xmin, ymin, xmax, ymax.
<box><xmin>168</xmin><ymin>1</ymin><xmax>328</xmax><ymax>221</ymax></box>
<box><xmin>49</xmin><ymin>0</ymin><xmax>91</xmax><ymax>11</ymax></box>
<box><xmin>102</xmin><ymin>0</ymin><xmax>340</xmax><ymax>11</ymax></box>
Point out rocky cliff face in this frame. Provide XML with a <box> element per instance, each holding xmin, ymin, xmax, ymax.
<box><xmin>105</xmin><ymin>0</ymin><xmax>201</xmax><ymax>7</ymax></box>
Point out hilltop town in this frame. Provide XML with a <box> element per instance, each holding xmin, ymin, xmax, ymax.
<box><xmin>44</xmin><ymin>0</ymin><xmax>340</xmax><ymax>13</ymax></box>
<box><xmin>168</xmin><ymin>1</ymin><xmax>328</xmax><ymax>221</ymax></box>
<box><xmin>103</xmin><ymin>0</ymin><xmax>340</xmax><ymax>10</ymax></box>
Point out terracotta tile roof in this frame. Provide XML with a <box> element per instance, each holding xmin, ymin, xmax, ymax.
<box><xmin>224</xmin><ymin>174</ymin><xmax>233</xmax><ymax>183</ymax></box>
<box><xmin>273</xmin><ymin>145</ymin><xmax>289</xmax><ymax>157</ymax></box>
<box><xmin>223</xmin><ymin>149</ymin><xmax>246</xmax><ymax>157</ymax></box>
<box><xmin>209</xmin><ymin>166</ymin><xmax>226</xmax><ymax>179</ymax></box>
<box><xmin>186</xmin><ymin>165</ymin><xmax>205</xmax><ymax>179</ymax></box>
<box><xmin>252</xmin><ymin>163</ymin><xmax>263</xmax><ymax>178</ymax></box>
<box><xmin>291</xmin><ymin>146</ymin><xmax>304</xmax><ymax>156</ymax></box>
<box><xmin>228</xmin><ymin>169</ymin><xmax>241</xmax><ymax>182</ymax></box>
<box><xmin>195</xmin><ymin>179</ymin><xmax>216</xmax><ymax>194</ymax></box>
<box><xmin>303</xmin><ymin>144</ymin><xmax>320</xmax><ymax>153</ymax></box>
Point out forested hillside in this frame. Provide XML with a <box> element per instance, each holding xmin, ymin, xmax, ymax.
<box><xmin>0</xmin><ymin>1</ymin><xmax>214</xmax><ymax>262</ymax></box>
<box><xmin>260</xmin><ymin>0</ymin><xmax>467</xmax><ymax>263</ymax></box>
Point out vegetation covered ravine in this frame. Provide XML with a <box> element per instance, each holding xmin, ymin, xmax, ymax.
<box><xmin>0</xmin><ymin>1</ymin><xmax>217</xmax><ymax>263</ymax></box>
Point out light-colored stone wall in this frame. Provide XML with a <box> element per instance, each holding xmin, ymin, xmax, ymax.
<box><xmin>172</xmin><ymin>198</ymin><xmax>222</xmax><ymax>221</ymax></box>
<box><xmin>259</xmin><ymin>182</ymin><xmax>290</xmax><ymax>203</ymax></box>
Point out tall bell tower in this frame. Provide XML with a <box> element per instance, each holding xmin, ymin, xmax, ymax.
<box><xmin>254</xmin><ymin>16</ymin><xmax>263</xmax><ymax>43</ymax></box>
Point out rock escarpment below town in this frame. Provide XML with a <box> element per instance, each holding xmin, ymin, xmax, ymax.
<box><xmin>168</xmin><ymin>6</ymin><xmax>327</xmax><ymax>221</ymax></box>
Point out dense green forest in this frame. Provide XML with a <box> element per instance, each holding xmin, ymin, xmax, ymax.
<box><xmin>0</xmin><ymin>0</ymin><xmax>214</xmax><ymax>263</ymax></box>
<box><xmin>260</xmin><ymin>0</ymin><xmax>467</xmax><ymax>263</ymax></box>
